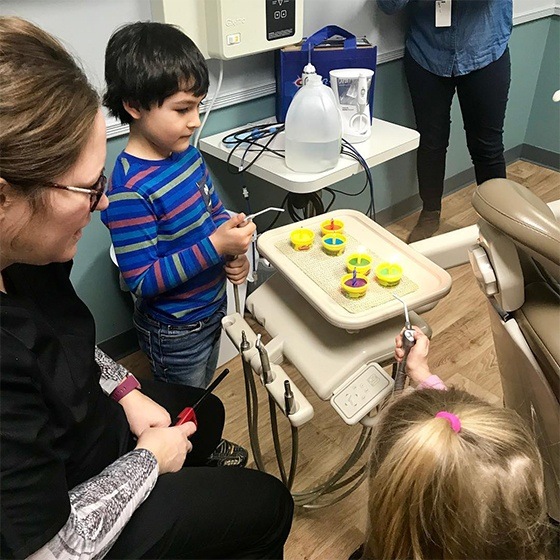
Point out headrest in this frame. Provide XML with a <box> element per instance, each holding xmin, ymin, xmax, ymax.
<box><xmin>472</xmin><ymin>179</ymin><xmax>560</xmax><ymax>267</ymax></box>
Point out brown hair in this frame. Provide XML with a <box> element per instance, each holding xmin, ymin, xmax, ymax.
<box><xmin>364</xmin><ymin>388</ymin><xmax>550</xmax><ymax>559</ymax></box>
<box><xmin>0</xmin><ymin>16</ymin><xmax>99</xmax><ymax>199</ymax></box>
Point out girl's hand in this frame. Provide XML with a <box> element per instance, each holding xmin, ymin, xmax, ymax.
<box><xmin>394</xmin><ymin>326</ymin><xmax>432</xmax><ymax>385</ymax></box>
<box><xmin>136</xmin><ymin>422</ymin><xmax>197</xmax><ymax>474</ymax></box>
<box><xmin>119</xmin><ymin>390</ymin><xmax>171</xmax><ymax>437</ymax></box>
<box><xmin>225</xmin><ymin>254</ymin><xmax>250</xmax><ymax>285</ymax></box>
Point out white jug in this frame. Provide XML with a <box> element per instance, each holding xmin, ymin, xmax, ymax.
<box><xmin>284</xmin><ymin>73</ymin><xmax>342</xmax><ymax>173</ymax></box>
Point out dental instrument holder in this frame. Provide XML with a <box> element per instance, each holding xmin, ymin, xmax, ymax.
<box><xmin>226</xmin><ymin>313</ymin><xmax>314</xmax><ymax>427</ymax></box>
<box><xmin>256</xmin><ymin>334</ymin><xmax>274</xmax><ymax>384</ymax></box>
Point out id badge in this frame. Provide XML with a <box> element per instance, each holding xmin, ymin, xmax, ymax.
<box><xmin>435</xmin><ymin>0</ymin><xmax>452</xmax><ymax>28</ymax></box>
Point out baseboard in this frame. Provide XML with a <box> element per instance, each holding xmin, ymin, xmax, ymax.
<box><xmin>376</xmin><ymin>144</ymin><xmax>558</xmax><ymax>226</ymax></box>
<box><xmin>519</xmin><ymin>144</ymin><xmax>560</xmax><ymax>170</ymax></box>
<box><xmin>98</xmin><ymin>328</ymin><xmax>139</xmax><ymax>361</ymax></box>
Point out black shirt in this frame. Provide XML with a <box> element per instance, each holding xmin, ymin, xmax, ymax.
<box><xmin>0</xmin><ymin>263</ymin><xmax>130</xmax><ymax>558</ymax></box>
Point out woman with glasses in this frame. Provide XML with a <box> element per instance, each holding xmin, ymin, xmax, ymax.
<box><xmin>0</xmin><ymin>16</ymin><xmax>293</xmax><ymax>560</ymax></box>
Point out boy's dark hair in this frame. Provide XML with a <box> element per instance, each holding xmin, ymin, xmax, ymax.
<box><xmin>104</xmin><ymin>21</ymin><xmax>209</xmax><ymax>124</ymax></box>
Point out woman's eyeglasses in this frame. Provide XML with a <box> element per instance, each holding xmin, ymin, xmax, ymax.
<box><xmin>47</xmin><ymin>171</ymin><xmax>107</xmax><ymax>212</ymax></box>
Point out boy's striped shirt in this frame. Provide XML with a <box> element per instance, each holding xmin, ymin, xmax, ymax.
<box><xmin>101</xmin><ymin>146</ymin><xmax>230</xmax><ymax>324</ymax></box>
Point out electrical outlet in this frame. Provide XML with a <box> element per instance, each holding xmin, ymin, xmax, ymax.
<box><xmin>330</xmin><ymin>362</ymin><xmax>394</xmax><ymax>425</ymax></box>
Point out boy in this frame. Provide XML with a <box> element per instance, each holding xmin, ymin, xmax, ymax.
<box><xmin>102</xmin><ymin>22</ymin><xmax>255</xmax><ymax>466</ymax></box>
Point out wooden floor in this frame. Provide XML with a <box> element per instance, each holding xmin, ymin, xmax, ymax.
<box><xmin>120</xmin><ymin>161</ymin><xmax>559</xmax><ymax>560</ymax></box>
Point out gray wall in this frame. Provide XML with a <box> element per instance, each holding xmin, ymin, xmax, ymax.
<box><xmin>526</xmin><ymin>16</ymin><xmax>560</xmax><ymax>152</ymax></box>
<box><xmin>68</xmin><ymin>16</ymin><xmax>559</xmax><ymax>345</ymax></box>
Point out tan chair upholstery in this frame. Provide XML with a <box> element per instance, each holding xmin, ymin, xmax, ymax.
<box><xmin>470</xmin><ymin>178</ymin><xmax>560</xmax><ymax>522</ymax></box>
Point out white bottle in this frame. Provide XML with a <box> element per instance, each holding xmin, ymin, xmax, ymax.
<box><xmin>301</xmin><ymin>62</ymin><xmax>317</xmax><ymax>86</ymax></box>
<box><xmin>284</xmin><ymin>73</ymin><xmax>342</xmax><ymax>173</ymax></box>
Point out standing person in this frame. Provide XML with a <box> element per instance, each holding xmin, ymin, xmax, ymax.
<box><xmin>377</xmin><ymin>0</ymin><xmax>512</xmax><ymax>242</ymax></box>
<box><xmin>350</xmin><ymin>327</ymin><xmax>551</xmax><ymax>559</ymax></box>
<box><xmin>101</xmin><ymin>21</ymin><xmax>255</xmax><ymax>466</ymax></box>
<box><xmin>0</xmin><ymin>16</ymin><xmax>293</xmax><ymax>559</ymax></box>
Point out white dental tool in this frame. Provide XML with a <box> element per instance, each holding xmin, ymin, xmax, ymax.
<box><xmin>244</xmin><ymin>207</ymin><xmax>285</xmax><ymax>222</ymax></box>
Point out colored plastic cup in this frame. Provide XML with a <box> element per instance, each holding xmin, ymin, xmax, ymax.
<box><xmin>322</xmin><ymin>233</ymin><xmax>347</xmax><ymax>256</ymax></box>
<box><xmin>290</xmin><ymin>228</ymin><xmax>315</xmax><ymax>251</ymax></box>
<box><xmin>375</xmin><ymin>262</ymin><xmax>403</xmax><ymax>286</ymax></box>
<box><xmin>341</xmin><ymin>272</ymin><xmax>368</xmax><ymax>298</ymax></box>
<box><xmin>346</xmin><ymin>253</ymin><xmax>372</xmax><ymax>275</ymax></box>
<box><xmin>320</xmin><ymin>218</ymin><xmax>345</xmax><ymax>236</ymax></box>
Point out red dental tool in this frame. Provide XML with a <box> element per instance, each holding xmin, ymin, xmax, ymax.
<box><xmin>174</xmin><ymin>368</ymin><xmax>230</xmax><ymax>426</ymax></box>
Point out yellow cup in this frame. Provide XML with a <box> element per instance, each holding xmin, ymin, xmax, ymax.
<box><xmin>322</xmin><ymin>233</ymin><xmax>347</xmax><ymax>256</ymax></box>
<box><xmin>346</xmin><ymin>253</ymin><xmax>372</xmax><ymax>276</ymax></box>
<box><xmin>375</xmin><ymin>262</ymin><xmax>403</xmax><ymax>286</ymax></box>
<box><xmin>290</xmin><ymin>228</ymin><xmax>315</xmax><ymax>251</ymax></box>
<box><xmin>341</xmin><ymin>272</ymin><xmax>368</xmax><ymax>298</ymax></box>
<box><xmin>320</xmin><ymin>218</ymin><xmax>345</xmax><ymax>236</ymax></box>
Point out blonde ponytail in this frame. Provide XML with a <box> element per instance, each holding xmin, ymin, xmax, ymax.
<box><xmin>364</xmin><ymin>388</ymin><xmax>549</xmax><ymax>559</ymax></box>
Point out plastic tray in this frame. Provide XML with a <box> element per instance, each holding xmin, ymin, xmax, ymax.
<box><xmin>257</xmin><ymin>209</ymin><xmax>452</xmax><ymax>330</ymax></box>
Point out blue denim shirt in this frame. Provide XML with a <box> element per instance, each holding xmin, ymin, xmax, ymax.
<box><xmin>377</xmin><ymin>0</ymin><xmax>512</xmax><ymax>76</ymax></box>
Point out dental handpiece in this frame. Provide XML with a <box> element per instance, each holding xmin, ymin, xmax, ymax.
<box><xmin>284</xmin><ymin>380</ymin><xmax>296</xmax><ymax>415</ymax></box>
<box><xmin>393</xmin><ymin>294</ymin><xmax>416</xmax><ymax>391</ymax></box>
<box><xmin>394</xmin><ymin>329</ymin><xmax>416</xmax><ymax>391</ymax></box>
<box><xmin>255</xmin><ymin>334</ymin><xmax>272</xmax><ymax>384</ymax></box>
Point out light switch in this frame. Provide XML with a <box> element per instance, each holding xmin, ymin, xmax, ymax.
<box><xmin>226</xmin><ymin>33</ymin><xmax>241</xmax><ymax>45</ymax></box>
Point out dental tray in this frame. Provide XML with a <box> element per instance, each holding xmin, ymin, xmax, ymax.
<box><xmin>257</xmin><ymin>209</ymin><xmax>452</xmax><ymax>330</ymax></box>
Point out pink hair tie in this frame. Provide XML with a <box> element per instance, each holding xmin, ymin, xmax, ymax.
<box><xmin>435</xmin><ymin>411</ymin><xmax>461</xmax><ymax>433</ymax></box>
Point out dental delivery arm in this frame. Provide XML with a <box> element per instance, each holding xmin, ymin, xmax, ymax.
<box><xmin>27</xmin><ymin>450</ymin><xmax>158</xmax><ymax>560</ymax></box>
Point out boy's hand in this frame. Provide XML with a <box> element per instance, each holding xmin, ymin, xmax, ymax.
<box><xmin>395</xmin><ymin>326</ymin><xmax>432</xmax><ymax>385</ymax></box>
<box><xmin>209</xmin><ymin>213</ymin><xmax>256</xmax><ymax>257</ymax></box>
<box><xmin>225</xmin><ymin>254</ymin><xmax>250</xmax><ymax>285</ymax></box>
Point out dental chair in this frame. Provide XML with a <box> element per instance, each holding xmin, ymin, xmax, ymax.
<box><xmin>469</xmin><ymin>178</ymin><xmax>560</xmax><ymax>522</ymax></box>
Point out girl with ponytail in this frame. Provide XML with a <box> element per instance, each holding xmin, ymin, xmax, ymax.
<box><xmin>360</xmin><ymin>328</ymin><xmax>550</xmax><ymax>559</ymax></box>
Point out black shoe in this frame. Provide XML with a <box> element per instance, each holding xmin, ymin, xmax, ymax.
<box><xmin>407</xmin><ymin>210</ymin><xmax>441</xmax><ymax>243</ymax></box>
<box><xmin>206</xmin><ymin>438</ymin><xmax>248</xmax><ymax>467</ymax></box>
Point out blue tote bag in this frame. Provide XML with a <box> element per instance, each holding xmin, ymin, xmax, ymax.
<box><xmin>275</xmin><ymin>25</ymin><xmax>377</xmax><ymax>123</ymax></box>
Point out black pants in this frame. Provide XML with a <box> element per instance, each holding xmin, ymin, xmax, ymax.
<box><xmin>404</xmin><ymin>48</ymin><xmax>511</xmax><ymax>211</ymax></box>
<box><xmin>107</xmin><ymin>380</ymin><xmax>294</xmax><ymax>559</ymax></box>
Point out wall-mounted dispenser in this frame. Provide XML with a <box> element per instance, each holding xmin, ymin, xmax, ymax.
<box><xmin>151</xmin><ymin>0</ymin><xmax>304</xmax><ymax>60</ymax></box>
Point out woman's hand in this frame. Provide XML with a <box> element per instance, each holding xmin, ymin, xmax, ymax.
<box><xmin>225</xmin><ymin>254</ymin><xmax>250</xmax><ymax>285</ymax></box>
<box><xmin>119</xmin><ymin>390</ymin><xmax>171</xmax><ymax>437</ymax></box>
<box><xmin>395</xmin><ymin>326</ymin><xmax>432</xmax><ymax>385</ymax></box>
<box><xmin>135</xmin><ymin>422</ymin><xmax>197</xmax><ymax>474</ymax></box>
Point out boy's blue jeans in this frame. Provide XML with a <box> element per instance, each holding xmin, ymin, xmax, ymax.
<box><xmin>133</xmin><ymin>301</ymin><xmax>227</xmax><ymax>389</ymax></box>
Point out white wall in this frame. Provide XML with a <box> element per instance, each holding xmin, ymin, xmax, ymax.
<box><xmin>2</xmin><ymin>0</ymin><xmax>557</xmax><ymax>139</ymax></box>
